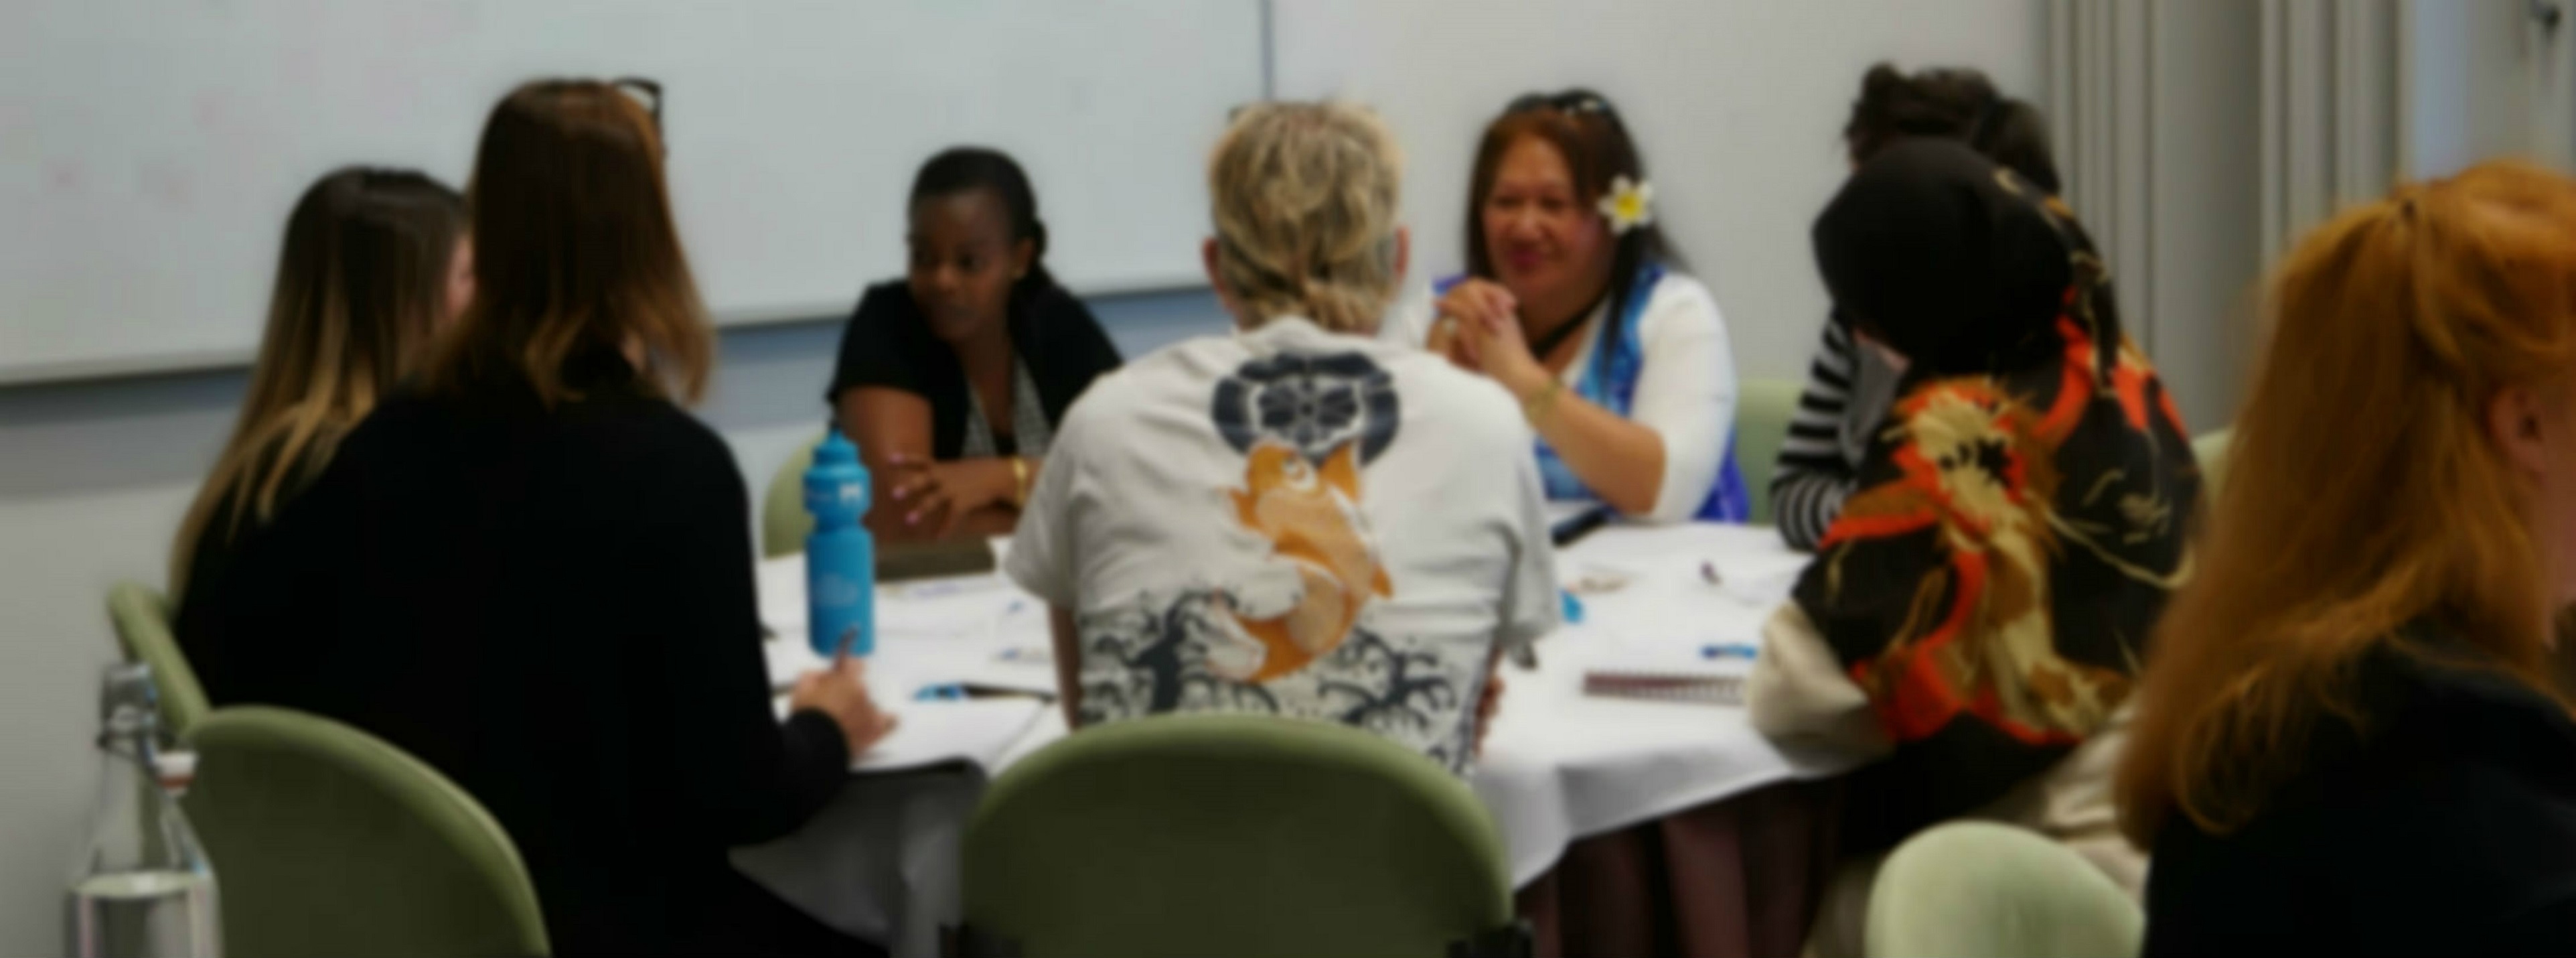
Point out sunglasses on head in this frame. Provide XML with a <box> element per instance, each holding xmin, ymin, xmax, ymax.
<box><xmin>1507</xmin><ymin>91</ymin><xmax>1614</xmax><ymax>117</ymax></box>
<box><xmin>611</xmin><ymin>76</ymin><xmax>662</xmax><ymax>131</ymax></box>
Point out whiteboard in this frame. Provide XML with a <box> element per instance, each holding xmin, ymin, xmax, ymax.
<box><xmin>0</xmin><ymin>0</ymin><xmax>1264</xmax><ymax>383</ymax></box>
<box><xmin>1272</xmin><ymin>0</ymin><xmax>2044</xmax><ymax>380</ymax></box>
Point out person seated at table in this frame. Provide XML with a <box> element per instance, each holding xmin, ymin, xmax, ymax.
<box><xmin>1386</xmin><ymin>88</ymin><xmax>1748</xmax><ymax>523</ymax></box>
<box><xmin>828</xmin><ymin>147</ymin><xmax>1123</xmax><ymax>543</ymax></box>
<box><xmin>1007</xmin><ymin>101</ymin><xmax>1558</xmax><ymax>772</ymax></box>
<box><xmin>1745</xmin><ymin>139</ymin><xmax>2197</xmax><ymax>957</ymax></box>
<box><xmin>1774</xmin><ymin>62</ymin><xmax>2063</xmax><ymax>552</ymax></box>
<box><xmin>171</xmin><ymin>166</ymin><xmax>468</xmax><ymax>623</ymax></box>
<box><xmin>175</xmin><ymin>79</ymin><xmax>896</xmax><ymax>957</ymax></box>
<box><xmin>2119</xmin><ymin>163</ymin><xmax>2576</xmax><ymax>955</ymax></box>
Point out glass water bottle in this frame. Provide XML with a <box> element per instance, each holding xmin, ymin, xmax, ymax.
<box><xmin>65</xmin><ymin>663</ymin><xmax>220</xmax><ymax>958</ymax></box>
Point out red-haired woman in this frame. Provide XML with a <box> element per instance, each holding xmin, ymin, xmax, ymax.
<box><xmin>2120</xmin><ymin>162</ymin><xmax>2576</xmax><ymax>954</ymax></box>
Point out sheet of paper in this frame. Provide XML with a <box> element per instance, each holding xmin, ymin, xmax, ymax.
<box><xmin>847</xmin><ymin>697</ymin><xmax>1049</xmax><ymax>773</ymax></box>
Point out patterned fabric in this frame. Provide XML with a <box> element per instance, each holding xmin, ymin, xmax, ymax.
<box><xmin>1793</xmin><ymin>140</ymin><xmax>2199</xmax><ymax>833</ymax></box>
<box><xmin>958</xmin><ymin>357</ymin><xmax>1054</xmax><ymax>459</ymax></box>
<box><xmin>1004</xmin><ymin>318</ymin><xmax>1560</xmax><ymax>776</ymax></box>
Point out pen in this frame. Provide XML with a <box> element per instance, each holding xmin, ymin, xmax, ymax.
<box><xmin>1699</xmin><ymin>642</ymin><xmax>1758</xmax><ymax>661</ymax></box>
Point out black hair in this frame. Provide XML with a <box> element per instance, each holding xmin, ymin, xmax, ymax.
<box><xmin>1843</xmin><ymin>63</ymin><xmax>2062</xmax><ymax>195</ymax></box>
<box><xmin>909</xmin><ymin>146</ymin><xmax>1055</xmax><ymax>297</ymax></box>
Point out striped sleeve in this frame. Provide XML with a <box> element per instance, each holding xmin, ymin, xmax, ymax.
<box><xmin>1773</xmin><ymin>318</ymin><xmax>1863</xmax><ymax>551</ymax></box>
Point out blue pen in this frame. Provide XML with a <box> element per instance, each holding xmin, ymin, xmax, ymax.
<box><xmin>913</xmin><ymin>684</ymin><xmax>968</xmax><ymax>701</ymax></box>
<box><xmin>1699</xmin><ymin>642</ymin><xmax>1758</xmax><ymax>661</ymax></box>
<box><xmin>1560</xmin><ymin>590</ymin><xmax>1585</xmax><ymax>625</ymax></box>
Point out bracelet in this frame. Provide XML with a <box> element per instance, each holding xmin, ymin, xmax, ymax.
<box><xmin>1009</xmin><ymin>456</ymin><xmax>1032</xmax><ymax>508</ymax></box>
<box><xmin>1521</xmin><ymin>380</ymin><xmax>1564</xmax><ymax>425</ymax></box>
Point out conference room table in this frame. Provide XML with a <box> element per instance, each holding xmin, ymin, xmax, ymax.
<box><xmin>733</xmin><ymin>520</ymin><xmax>1860</xmax><ymax>958</ymax></box>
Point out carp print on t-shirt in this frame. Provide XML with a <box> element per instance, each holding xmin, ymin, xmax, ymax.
<box><xmin>1071</xmin><ymin>350</ymin><xmax>1488</xmax><ymax>771</ymax></box>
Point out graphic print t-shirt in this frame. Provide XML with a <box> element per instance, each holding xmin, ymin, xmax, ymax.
<box><xmin>1006</xmin><ymin>317</ymin><xmax>1560</xmax><ymax>772</ymax></box>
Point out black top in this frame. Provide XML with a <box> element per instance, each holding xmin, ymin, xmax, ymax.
<box><xmin>175</xmin><ymin>350</ymin><xmax>850</xmax><ymax>956</ymax></box>
<box><xmin>825</xmin><ymin>280</ymin><xmax>1122</xmax><ymax>458</ymax></box>
<box><xmin>2145</xmin><ymin>629</ymin><xmax>2576</xmax><ymax>957</ymax></box>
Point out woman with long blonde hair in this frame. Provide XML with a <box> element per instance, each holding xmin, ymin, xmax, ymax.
<box><xmin>2120</xmin><ymin>161</ymin><xmax>2576</xmax><ymax>954</ymax></box>
<box><xmin>171</xmin><ymin>167</ymin><xmax>467</xmax><ymax>600</ymax></box>
<box><xmin>177</xmin><ymin>80</ymin><xmax>893</xmax><ymax>957</ymax></box>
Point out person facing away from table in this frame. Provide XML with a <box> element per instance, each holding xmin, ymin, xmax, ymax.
<box><xmin>1007</xmin><ymin>101</ymin><xmax>1558</xmax><ymax>773</ymax></box>
<box><xmin>173</xmin><ymin>79</ymin><xmax>896</xmax><ymax>957</ymax></box>
<box><xmin>1386</xmin><ymin>88</ymin><xmax>1748</xmax><ymax>523</ymax></box>
<box><xmin>1774</xmin><ymin>62</ymin><xmax>2064</xmax><ymax>552</ymax></box>
<box><xmin>2119</xmin><ymin>162</ymin><xmax>2576</xmax><ymax>956</ymax></box>
<box><xmin>170</xmin><ymin>167</ymin><xmax>468</xmax><ymax>624</ymax></box>
<box><xmin>828</xmin><ymin>147</ymin><xmax>1123</xmax><ymax>543</ymax></box>
<box><xmin>1746</xmin><ymin>139</ymin><xmax>2197</xmax><ymax>957</ymax></box>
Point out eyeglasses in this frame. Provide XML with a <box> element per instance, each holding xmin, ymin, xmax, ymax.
<box><xmin>611</xmin><ymin>76</ymin><xmax>662</xmax><ymax>131</ymax></box>
<box><xmin>1507</xmin><ymin>91</ymin><xmax>1614</xmax><ymax>118</ymax></box>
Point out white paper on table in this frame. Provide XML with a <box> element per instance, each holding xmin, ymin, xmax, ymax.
<box><xmin>846</xmin><ymin>697</ymin><xmax>1049</xmax><ymax>773</ymax></box>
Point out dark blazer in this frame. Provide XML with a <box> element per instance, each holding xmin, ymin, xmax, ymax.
<box><xmin>2145</xmin><ymin>628</ymin><xmax>2576</xmax><ymax>956</ymax></box>
<box><xmin>176</xmin><ymin>349</ymin><xmax>854</xmax><ymax>956</ymax></box>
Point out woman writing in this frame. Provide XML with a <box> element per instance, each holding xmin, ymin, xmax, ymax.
<box><xmin>178</xmin><ymin>80</ymin><xmax>894</xmax><ymax>956</ymax></box>
<box><xmin>1747</xmin><ymin>139</ymin><xmax>2197</xmax><ymax>956</ymax></box>
<box><xmin>828</xmin><ymin>147</ymin><xmax>1122</xmax><ymax>542</ymax></box>
<box><xmin>2121</xmin><ymin>163</ymin><xmax>2576</xmax><ymax>955</ymax></box>
<box><xmin>174</xmin><ymin>167</ymin><xmax>468</xmax><ymax>685</ymax></box>
<box><xmin>1397</xmin><ymin>89</ymin><xmax>1746</xmax><ymax>523</ymax></box>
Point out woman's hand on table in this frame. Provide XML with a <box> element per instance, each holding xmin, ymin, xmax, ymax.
<box><xmin>789</xmin><ymin>654</ymin><xmax>899</xmax><ymax>757</ymax></box>
<box><xmin>885</xmin><ymin>454</ymin><xmax>1019</xmax><ymax>537</ymax></box>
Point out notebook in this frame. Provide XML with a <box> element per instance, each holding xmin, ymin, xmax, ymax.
<box><xmin>1581</xmin><ymin>671</ymin><xmax>1745</xmax><ymax>705</ymax></box>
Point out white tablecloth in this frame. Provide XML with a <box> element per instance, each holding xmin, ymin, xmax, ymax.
<box><xmin>734</xmin><ymin>522</ymin><xmax>1857</xmax><ymax>957</ymax></box>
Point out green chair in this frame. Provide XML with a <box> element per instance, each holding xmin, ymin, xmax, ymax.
<box><xmin>106</xmin><ymin>581</ymin><xmax>209</xmax><ymax>738</ymax></box>
<box><xmin>183</xmin><ymin>706</ymin><xmax>549</xmax><ymax>958</ymax></box>
<box><xmin>762</xmin><ymin>429</ymin><xmax>826</xmax><ymax>559</ymax></box>
<box><xmin>2192</xmin><ymin>427</ymin><xmax>2234</xmax><ymax>501</ymax></box>
<box><xmin>958</xmin><ymin>713</ymin><xmax>1522</xmax><ymax>958</ymax></box>
<box><xmin>1734</xmin><ymin>378</ymin><xmax>1805</xmax><ymax>525</ymax></box>
<box><xmin>1864</xmin><ymin>821</ymin><xmax>2141</xmax><ymax>958</ymax></box>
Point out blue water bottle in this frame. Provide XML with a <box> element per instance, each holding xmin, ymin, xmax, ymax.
<box><xmin>804</xmin><ymin>428</ymin><xmax>875</xmax><ymax>658</ymax></box>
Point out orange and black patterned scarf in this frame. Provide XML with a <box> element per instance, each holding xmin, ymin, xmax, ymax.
<box><xmin>1799</xmin><ymin>139</ymin><xmax>2199</xmax><ymax>847</ymax></box>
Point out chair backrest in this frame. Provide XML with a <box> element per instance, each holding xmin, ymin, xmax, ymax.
<box><xmin>961</xmin><ymin>713</ymin><xmax>1517</xmax><ymax>958</ymax></box>
<box><xmin>1864</xmin><ymin>821</ymin><xmax>2141</xmax><ymax>958</ymax></box>
<box><xmin>106</xmin><ymin>581</ymin><xmax>209</xmax><ymax>738</ymax></box>
<box><xmin>762</xmin><ymin>429</ymin><xmax>825</xmax><ymax>559</ymax></box>
<box><xmin>183</xmin><ymin>706</ymin><xmax>548</xmax><ymax>958</ymax></box>
<box><xmin>2192</xmin><ymin>427</ymin><xmax>2233</xmax><ymax>502</ymax></box>
<box><xmin>1733</xmin><ymin>378</ymin><xmax>1803</xmax><ymax>525</ymax></box>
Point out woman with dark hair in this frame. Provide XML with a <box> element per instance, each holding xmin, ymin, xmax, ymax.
<box><xmin>177</xmin><ymin>79</ymin><xmax>895</xmax><ymax>956</ymax></box>
<box><xmin>1391</xmin><ymin>89</ymin><xmax>1747</xmax><ymax>523</ymax></box>
<box><xmin>828</xmin><ymin>147</ymin><xmax>1122</xmax><ymax>543</ymax></box>
<box><xmin>1748</xmin><ymin>139</ymin><xmax>2196</xmax><ymax>956</ymax></box>
<box><xmin>1774</xmin><ymin>62</ymin><xmax>2064</xmax><ymax>550</ymax></box>
<box><xmin>173</xmin><ymin>167</ymin><xmax>466</xmax><ymax>626</ymax></box>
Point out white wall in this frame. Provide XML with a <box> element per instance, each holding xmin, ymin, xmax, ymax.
<box><xmin>0</xmin><ymin>293</ymin><xmax>1223</xmax><ymax>955</ymax></box>
<box><xmin>1272</xmin><ymin>0</ymin><xmax>2049</xmax><ymax>381</ymax></box>
<box><xmin>2405</xmin><ymin>0</ymin><xmax>2574</xmax><ymax>178</ymax></box>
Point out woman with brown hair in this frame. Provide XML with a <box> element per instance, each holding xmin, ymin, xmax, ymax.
<box><xmin>1390</xmin><ymin>88</ymin><xmax>1747</xmax><ymax>523</ymax></box>
<box><xmin>2120</xmin><ymin>163</ymin><xmax>2576</xmax><ymax>954</ymax></box>
<box><xmin>175</xmin><ymin>80</ymin><xmax>894</xmax><ymax>956</ymax></box>
<box><xmin>172</xmin><ymin>166</ymin><xmax>467</xmax><ymax>612</ymax></box>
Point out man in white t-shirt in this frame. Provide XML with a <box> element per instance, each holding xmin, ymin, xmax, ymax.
<box><xmin>1004</xmin><ymin>102</ymin><xmax>1558</xmax><ymax>772</ymax></box>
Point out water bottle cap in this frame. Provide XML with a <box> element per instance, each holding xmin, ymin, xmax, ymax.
<box><xmin>815</xmin><ymin>427</ymin><xmax>859</xmax><ymax>466</ymax></box>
